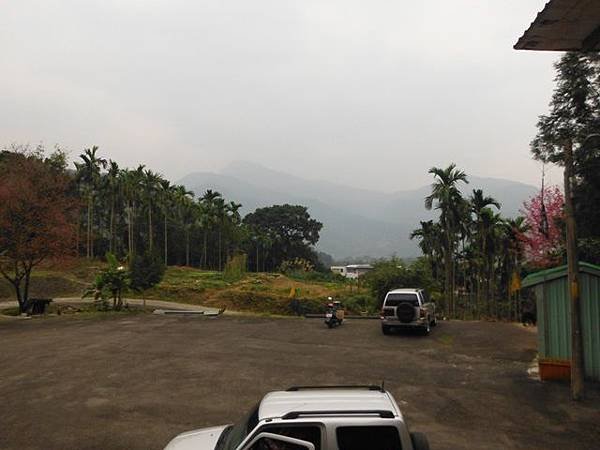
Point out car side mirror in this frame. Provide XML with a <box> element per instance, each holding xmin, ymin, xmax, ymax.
<box><xmin>242</xmin><ymin>432</ymin><xmax>316</xmax><ymax>450</ymax></box>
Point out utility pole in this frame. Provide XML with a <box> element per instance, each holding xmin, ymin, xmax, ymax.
<box><xmin>563</xmin><ymin>139</ymin><xmax>585</xmax><ymax>400</ymax></box>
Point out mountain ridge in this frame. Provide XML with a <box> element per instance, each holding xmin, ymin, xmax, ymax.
<box><xmin>179</xmin><ymin>161</ymin><xmax>538</xmax><ymax>259</ymax></box>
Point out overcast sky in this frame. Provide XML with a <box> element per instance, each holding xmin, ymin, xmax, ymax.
<box><xmin>1</xmin><ymin>0</ymin><xmax>563</xmax><ymax>191</ymax></box>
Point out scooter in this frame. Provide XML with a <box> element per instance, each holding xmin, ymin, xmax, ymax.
<box><xmin>325</xmin><ymin>298</ymin><xmax>344</xmax><ymax>328</ymax></box>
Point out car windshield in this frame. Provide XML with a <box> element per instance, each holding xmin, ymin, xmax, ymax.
<box><xmin>385</xmin><ymin>293</ymin><xmax>419</xmax><ymax>306</ymax></box>
<box><xmin>218</xmin><ymin>404</ymin><xmax>259</xmax><ymax>450</ymax></box>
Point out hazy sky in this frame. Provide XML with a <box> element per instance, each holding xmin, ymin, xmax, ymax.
<box><xmin>1</xmin><ymin>0</ymin><xmax>563</xmax><ymax>191</ymax></box>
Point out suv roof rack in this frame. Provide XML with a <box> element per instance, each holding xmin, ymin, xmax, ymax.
<box><xmin>286</xmin><ymin>385</ymin><xmax>384</xmax><ymax>392</ymax></box>
<box><xmin>282</xmin><ymin>410</ymin><xmax>395</xmax><ymax>420</ymax></box>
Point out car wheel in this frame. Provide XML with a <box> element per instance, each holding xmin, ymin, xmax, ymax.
<box><xmin>381</xmin><ymin>324</ymin><xmax>391</xmax><ymax>335</ymax></box>
<box><xmin>411</xmin><ymin>432</ymin><xmax>430</xmax><ymax>450</ymax></box>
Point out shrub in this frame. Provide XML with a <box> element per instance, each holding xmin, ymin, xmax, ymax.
<box><xmin>342</xmin><ymin>293</ymin><xmax>378</xmax><ymax>314</ymax></box>
<box><xmin>224</xmin><ymin>253</ymin><xmax>247</xmax><ymax>281</ymax></box>
<box><xmin>83</xmin><ymin>253</ymin><xmax>130</xmax><ymax>310</ymax></box>
<box><xmin>129</xmin><ymin>250</ymin><xmax>165</xmax><ymax>291</ymax></box>
<box><xmin>279</xmin><ymin>258</ymin><xmax>314</xmax><ymax>274</ymax></box>
<box><xmin>363</xmin><ymin>258</ymin><xmax>434</xmax><ymax>307</ymax></box>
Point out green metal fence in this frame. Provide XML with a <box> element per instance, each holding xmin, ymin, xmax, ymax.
<box><xmin>522</xmin><ymin>262</ymin><xmax>600</xmax><ymax>382</ymax></box>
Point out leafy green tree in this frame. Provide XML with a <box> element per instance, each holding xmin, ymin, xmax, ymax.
<box><xmin>129</xmin><ymin>250</ymin><xmax>165</xmax><ymax>291</ymax></box>
<box><xmin>531</xmin><ymin>52</ymin><xmax>599</xmax><ymax>164</ymax></box>
<box><xmin>363</xmin><ymin>259</ymin><xmax>433</xmax><ymax>308</ymax></box>
<box><xmin>243</xmin><ymin>204</ymin><xmax>322</xmax><ymax>271</ymax></box>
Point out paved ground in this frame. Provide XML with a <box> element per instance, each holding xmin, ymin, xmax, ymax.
<box><xmin>1</xmin><ymin>315</ymin><xmax>599</xmax><ymax>450</ymax></box>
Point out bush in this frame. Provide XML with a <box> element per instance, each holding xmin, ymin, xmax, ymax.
<box><xmin>363</xmin><ymin>258</ymin><xmax>434</xmax><ymax>307</ymax></box>
<box><xmin>342</xmin><ymin>293</ymin><xmax>378</xmax><ymax>314</ymax></box>
<box><xmin>286</xmin><ymin>269</ymin><xmax>346</xmax><ymax>283</ymax></box>
<box><xmin>279</xmin><ymin>258</ymin><xmax>314</xmax><ymax>274</ymax></box>
<box><xmin>224</xmin><ymin>253</ymin><xmax>247</xmax><ymax>281</ymax></box>
<box><xmin>129</xmin><ymin>250</ymin><xmax>165</xmax><ymax>291</ymax></box>
<box><xmin>83</xmin><ymin>253</ymin><xmax>130</xmax><ymax>310</ymax></box>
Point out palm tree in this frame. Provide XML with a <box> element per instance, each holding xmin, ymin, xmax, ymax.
<box><xmin>74</xmin><ymin>146</ymin><xmax>107</xmax><ymax>259</ymax></box>
<box><xmin>121</xmin><ymin>165</ymin><xmax>145</xmax><ymax>258</ymax></box>
<box><xmin>500</xmin><ymin>217</ymin><xmax>529</xmax><ymax>320</ymax></box>
<box><xmin>173</xmin><ymin>185</ymin><xmax>195</xmax><ymax>266</ymax></box>
<box><xmin>141</xmin><ymin>169</ymin><xmax>162</xmax><ymax>252</ymax></box>
<box><xmin>469</xmin><ymin>189</ymin><xmax>501</xmax><ymax>311</ymax></box>
<box><xmin>159</xmin><ymin>179</ymin><xmax>175</xmax><ymax>265</ymax></box>
<box><xmin>223</xmin><ymin>201</ymin><xmax>242</xmax><ymax>267</ymax></box>
<box><xmin>480</xmin><ymin>208</ymin><xmax>504</xmax><ymax>317</ymax></box>
<box><xmin>200</xmin><ymin>190</ymin><xmax>222</xmax><ymax>269</ymax></box>
<box><xmin>410</xmin><ymin>220</ymin><xmax>443</xmax><ymax>278</ymax></box>
<box><xmin>104</xmin><ymin>160</ymin><xmax>121</xmax><ymax>254</ymax></box>
<box><xmin>425</xmin><ymin>164</ymin><xmax>468</xmax><ymax>317</ymax></box>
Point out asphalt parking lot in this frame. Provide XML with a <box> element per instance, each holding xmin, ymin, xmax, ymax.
<box><xmin>1</xmin><ymin>314</ymin><xmax>599</xmax><ymax>450</ymax></box>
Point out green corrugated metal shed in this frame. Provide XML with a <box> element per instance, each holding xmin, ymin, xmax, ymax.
<box><xmin>522</xmin><ymin>262</ymin><xmax>600</xmax><ymax>381</ymax></box>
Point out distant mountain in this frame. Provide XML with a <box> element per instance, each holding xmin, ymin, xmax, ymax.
<box><xmin>179</xmin><ymin>161</ymin><xmax>538</xmax><ymax>259</ymax></box>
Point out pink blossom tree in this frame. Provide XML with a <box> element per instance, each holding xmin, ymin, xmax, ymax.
<box><xmin>520</xmin><ymin>186</ymin><xmax>564</xmax><ymax>268</ymax></box>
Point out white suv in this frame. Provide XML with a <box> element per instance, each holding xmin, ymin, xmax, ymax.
<box><xmin>164</xmin><ymin>385</ymin><xmax>430</xmax><ymax>450</ymax></box>
<box><xmin>380</xmin><ymin>289</ymin><xmax>437</xmax><ymax>335</ymax></box>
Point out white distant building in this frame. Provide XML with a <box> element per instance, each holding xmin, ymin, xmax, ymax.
<box><xmin>330</xmin><ymin>264</ymin><xmax>373</xmax><ymax>279</ymax></box>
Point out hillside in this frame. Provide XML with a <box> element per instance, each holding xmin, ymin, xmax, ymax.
<box><xmin>0</xmin><ymin>263</ymin><xmax>367</xmax><ymax>315</ymax></box>
<box><xmin>179</xmin><ymin>161</ymin><xmax>538</xmax><ymax>259</ymax></box>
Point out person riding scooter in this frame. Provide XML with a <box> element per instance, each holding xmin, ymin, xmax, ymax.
<box><xmin>324</xmin><ymin>297</ymin><xmax>344</xmax><ymax>328</ymax></box>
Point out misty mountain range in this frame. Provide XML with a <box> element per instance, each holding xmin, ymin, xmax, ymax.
<box><xmin>179</xmin><ymin>161</ymin><xmax>538</xmax><ymax>260</ymax></box>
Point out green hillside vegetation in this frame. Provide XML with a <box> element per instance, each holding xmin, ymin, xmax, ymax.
<box><xmin>0</xmin><ymin>261</ymin><xmax>375</xmax><ymax>316</ymax></box>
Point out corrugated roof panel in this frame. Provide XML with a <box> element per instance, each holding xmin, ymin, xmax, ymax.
<box><xmin>515</xmin><ymin>0</ymin><xmax>600</xmax><ymax>51</ymax></box>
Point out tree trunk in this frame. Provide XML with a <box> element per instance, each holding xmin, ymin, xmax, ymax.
<box><xmin>148</xmin><ymin>205</ymin><xmax>153</xmax><ymax>252</ymax></box>
<box><xmin>15</xmin><ymin>282</ymin><xmax>24</xmax><ymax>313</ymax></box>
<box><xmin>444</xmin><ymin>246</ymin><xmax>451</xmax><ymax>318</ymax></box>
<box><xmin>203</xmin><ymin>230</ymin><xmax>208</xmax><ymax>269</ymax></box>
<box><xmin>218</xmin><ymin>230</ymin><xmax>222</xmax><ymax>271</ymax></box>
<box><xmin>256</xmin><ymin>243</ymin><xmax>260</xmax><ymax>273</ymax></box>
<box><xmin>164</xmin><ymin>214</ymin><xmax>168</xmax><ymax>266</ymax></box>
<box><xmin>109</xmin><ymin>199</ymin><xmax>115</xmax><ymax>254</ymax></box>
<box><xmin>87</xmin><ymin>196</ymin><xmax>91</xmax><ymax>259</ymax></box>
<box><xmin>90</xmin><ymin>199</ymin><xmax>94</xmax><ymax>259</ymax></box>
<box><xmin>186</xmin><ymin>230</ymin><xmax>190</xmax><ymax>267</ymax></box>
<box><xmin>564</xmin><ymin>139</ymin><xmax>585</xmax><ymax>401</ymax></box>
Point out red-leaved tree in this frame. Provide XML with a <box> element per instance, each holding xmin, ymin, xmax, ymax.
<box><xmin>520</xmin><ymin>185</ymin><xmax>564</xmax><ymax>269</ymax></box>
<box><xmin>0</xmin><ymin>151</ymin><xmax>77</xmax><ymax>312</ymax></box>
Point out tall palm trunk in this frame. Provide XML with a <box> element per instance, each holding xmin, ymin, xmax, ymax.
<box><xmin>148</xmin><ymin>205</ymin><xmax>153</xmax><ymax>252</ymax></box>
<box><xmin>86</xmin><ymin>195</ymin><xmax>92</xmax><ymax>259</ymax></box>
<box><xmin>203</xmin><ymin>230</ymin><xmax>208</xmax><ymax>269</ymax></box>
<box><xmin>109</xmin><ymin>199</ymin><xmax>115</xmax><ymax>254</ymax></box>
<box><xmin>164</xmin><ymin>214</ymin><xmax>168</xmax><ymax>266</ymax></box>
<box><xmin>444</xmin><ymin>245</ymin><xmax>452</xmax><ymax>317</ymax></box>
<box><xmin>185</xmin><ymin>229</ymin><xmax>190</xmax><ymax>266</ymax></box>
<box><xmin>256</xmin><ymin>243</ymin><xmax>260</xmax><ymax>273</ymax></box>
<box><xmin>218</xmin><ymin>229</ymin><xmax>222</xmax><ymax>271</ymax></box>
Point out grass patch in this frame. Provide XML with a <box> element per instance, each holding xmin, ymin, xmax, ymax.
<box><xmin>0</xmin><ymin>302</ymin><xmax>149</xmax><ymax>319</ymax></box>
